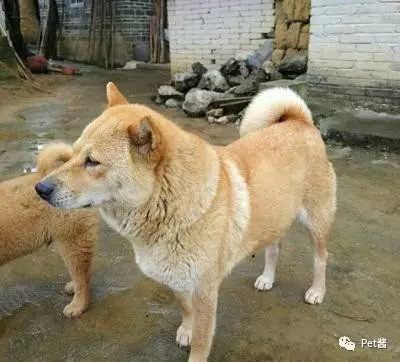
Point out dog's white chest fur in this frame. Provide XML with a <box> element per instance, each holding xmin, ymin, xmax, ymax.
<box><xmin>101</xmin><ymin>207</ymin><xmax>196</xmax><ymax>294</ymax></box>
<box><xmin>133</xmin><ymin>244</ymin><xmax>195</xmax><ymax>294</ymax></box>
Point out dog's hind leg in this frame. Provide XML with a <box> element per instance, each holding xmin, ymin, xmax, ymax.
<box><xmin>57</xmin><ymin>228</ymin><xmax>95</xmax><ymax>317</ymax></box>
<box><xmin>254</xmin><ymin>242</ymin><xmax>280</xmax><ymax>291</ymax></box>
<box><xmin>303</xmin><ymin>215</ymin><xmax>330</xmax><ymax>305</ymax></box>
<box><xmin>303</xmin><ymin>165</ymin><xmax>336</xmax><ymax>305</ymax></box>
<box><xmin>175</xmin><ymin>291</ymin><xmax>193</xmax><ymax>347</ymax></box>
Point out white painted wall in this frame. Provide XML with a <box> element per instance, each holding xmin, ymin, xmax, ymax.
<box><xmin>308</xmin><ymin>0</ymin><xmax>400</xmax><ymax>89</ymax></box>
<box><xmin>167</xmin><ymin>0</ymin><xmax>275</xmax><ymax>73</ymax></box>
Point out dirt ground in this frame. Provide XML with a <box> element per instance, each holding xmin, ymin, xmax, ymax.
<box><xmin>0</xmin><ymin>68</ymin><xmax>399</xmax><ymax>362</ymax></box>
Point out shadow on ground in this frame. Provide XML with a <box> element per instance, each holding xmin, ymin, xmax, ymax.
<box><xmin>0</xmin><ymin>69</ymin><xmax>399</xmax><ymax>361</ymax></box>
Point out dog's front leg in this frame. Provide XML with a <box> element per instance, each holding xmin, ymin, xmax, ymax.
<box><xmin>57</xmin><ymin>230</ymin><xmax>94</xmax><ymax>318</ymax></box>
<box><xmin>188</xmin><ymin>285</ymin><xmax>219</xmax><ymax>362</ymax></box>
<box><xmin>175</xmin><ymin>291</ymin><xmax>193</xmax><ymax>347</ymax></box>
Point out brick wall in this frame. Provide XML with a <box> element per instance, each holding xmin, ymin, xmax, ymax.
<box><xmin>167</xmin><ymin>0</ymin><xmax>275</xmax><ymax>73</ymax></box>
<box><xmin>39</xmin><ymin>0</ymin><xmax>153</xmax><ymax>66</ymax></box>
<box><xmin>308</xmin><ymin>0</ymin><xmax>400</xmax><ymax>90</ymax></box>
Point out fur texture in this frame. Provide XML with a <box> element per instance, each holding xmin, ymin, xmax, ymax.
<box><xmin>0</xmin><ymin>143</ymin><xmax>98</xmax><ymax>317</ymax></box>
<box><xmin>240</xmin><ymin>87</ymin><xmax>313</xmax><ymax>137</ymax></box>
<box><xmin>37</xmin><ymin>84</ymin><xmax>336</xmax><ymax>361</ymax></box>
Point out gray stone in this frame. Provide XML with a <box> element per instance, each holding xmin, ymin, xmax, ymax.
<box><xmin>227</xmin><ymin>74</ymin><xmax>246</xmax><ymax>87</ymax></box>
<box><xmin>165</xmin><ymin>98</ymin><xmax>182</xmax><ymax>108</ymax></box>
<box><xmin>269</xmin><ymin>69</ymin><xmax>283</xmax><ymax>81</ymax></box>
<box><xmin>232</xmin><ymin>71</ymin><xmax>266</xmax><ymax>96</ymax></box>
<box><xmin>263</xmin><ymin>61</ymin><xmax>283</xmax><ymax>81</ymax></box>
<box><xmin>239</xmin><ymin>61</ymin><xmax>250</xmax><ymax>78</ymax></box>
<box><xmin>226</xmin><ymin>86</ymin><xmax>238</xmax><ymax>95</ymax></box>
<box><xmin>234</xmin><ymin>78</ymin><xmax>259</xmax><ymax>96</ymax></box>
<box><xmin>198</xmin><ymin>70</ymin><xmax>230</xmax><ymax>92</ymax></box>
<box><xmin>206</xmin><ymin>108</ymin><xmax>224</xmax><ymax>118</ymax></box>
<box><xmin>246</xmin><ymin>41</ymin><xmax>273</xmax><ymax>71</ymax></box>
<box><xmin>213</xmin><ymin>114</ymin><xmax>239</xmax><ymax>124</ymax></box>
<box><xmin>207</xmin><ymin>116</ymin><xmax>218</xmax><ymax>124</ymax></box>
<box><xmin>251</xmin><ymin>69</ymin><xmax>268</xmax><ymax>83</ymax></box>
<box><xmin>220</xmin><ymin>57</ymin><xmax>240</xmax><ymax>77</ymax></box>
<box><xmin>227</xmin><ymin>69</ymin><xmax>267</xmax><ymax>94</ymax></box>
<box><xmin>214</xmin><ymin>116</ymin><xmax>231</xmax><ymax>125</ymax></box>
<box><xmin>192</xmin><ymin>62</ymin><xmax>208</xmax><ymax>76</ymax></box>
<box><xmin>295</xmin><ymin>73</ymin><xmax>308</xmax><ymax>82</ymax></box>
<box><xmin>153</xmin><ymin>95</ymin><xmax>164</xmax><ymax>104</ymax></box>
<box><xmin>278</xmin><ymin>55</ymin><xmax>308</xmax><ymax>75</ymax></box>
<box><xmin>173</xmin><ymin>72</ymin><xmax>200</xmax><ymax>93</ymax></box>
<box><xmin>246</xmin><ymin>52</ymin><xmax>262</xmax><ymax>70</ymax></box>
<box><xmin>157</xmin><ymin>85</ymin><xmax>184</xmax><ymax>100</ymax></box>
<box><xmin>182</xmin><ymin>89</ymin><xmax>229</xmax><ymax>117</ymax></box>
<box><xmin>263</xmin><ymin>60</ymin><xmax>275</xmax><ymax>74</ymax></box>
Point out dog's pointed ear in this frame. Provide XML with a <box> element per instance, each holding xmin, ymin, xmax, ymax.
<box><xmin>127</xmin><ymin>117</ymin><xmax>159</xmax><ymax>156</ymax></box>
<box><xmin>106</xmin><ymin>82</ymin><xmax>128</xmax><ymax>107</ymax></box>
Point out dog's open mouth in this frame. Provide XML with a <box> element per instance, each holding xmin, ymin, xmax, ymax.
<box><xmin>82</xmin><ymin>202</ymin><xmax>93</xmax><ymax>208</ymax></box>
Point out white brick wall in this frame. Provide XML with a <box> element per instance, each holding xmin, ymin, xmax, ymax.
<box><xmin>308</xmin><ymin>0</ymin><xmax>400</xmax><ymax>89</ymax></box>
<box><xmin>167</xmin><ymin>0</ymin><xmax>274</xmax><ymax>73</ymax></box>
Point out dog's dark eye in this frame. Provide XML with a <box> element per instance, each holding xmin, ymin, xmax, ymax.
<box><xmin>84</xmin><ymin>156</ymin><xmax>100</xmax><ymax>168</ymax></box>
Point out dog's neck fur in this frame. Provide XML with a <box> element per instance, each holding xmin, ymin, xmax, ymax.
<box><xmin>101</xmin><ymin>132</ymin><xmax>220</xmax><ymax>248</ymax></box>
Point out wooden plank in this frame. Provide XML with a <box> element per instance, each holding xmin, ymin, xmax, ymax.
<box><xmin>212</xmin><ymin>99</ymin><xmax>251</xmax><ymax>114</ymax></box>
<box><xmin>211</xmin><ymin>96</ymin><xmax>252</xmax><ymax>107</ymax></box>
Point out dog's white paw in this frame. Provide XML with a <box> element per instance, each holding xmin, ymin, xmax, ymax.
<box><xmin>254</xmin><ymin>275</ymin><xmax>274</xmax><ymax>291</ymax></box>
<box><xmin>63</xmin><ymin>300</ymin><xmax>87</xmax><ymax>318</ymax></box>
<box><xmin>64</xmin><ymin>281</ymin><xmax>75</xmax><ymax>295</ymax></box>
<box><xmin>305</xmin><ymin>287</ymin><xmax>325</xmax><ymax>304</ymax></box>
<box><xmin>176</xmin><ymin>324</ymin><xmax>192</xmax><ymax>347</ymax></box>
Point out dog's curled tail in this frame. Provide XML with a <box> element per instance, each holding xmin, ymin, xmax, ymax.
<box><xmin>36</xmin><ymin>142</ymin><xmax>73</xmax><ymax>175</ymax></box>
<box><xmin>239</xmin><ymin>87</ymin><xmax>313</xmax><ymax>138</ymax></box>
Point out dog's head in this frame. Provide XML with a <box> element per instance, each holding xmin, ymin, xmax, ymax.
<box><xmin>35</xmin><ymin>82</ymin><xmax>167</xmax><ymax>209</ymax></box>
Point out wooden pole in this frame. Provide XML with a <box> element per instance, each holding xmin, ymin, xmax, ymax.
<box><xmin>159</xmin><ymin>0</ymin><xmax>165</xmax><ymax>63</ymax></box>
<box><xmin>149</xmin><ymin>15</ymin><xmax>155</xmax><ymax>63</ymax></box>
<box><xmin>38</xmin><ymin>0</ymin><xmax>50</xmax><ymax>56</ymax></box>
<box><xmin>153</xmin><ymin>0</ymin><xmax>160</xmax><ymax>63</ymax></box>
<box><xmin>103</xmin><ymin>0</ymin><xmax>108</xmax><ymax>68</ymax></box>
<box><xmin>97</xmin><ymin>0</ymin><xmax>105</xmax><ymax>66</ymax></box>
<box><xmin>88</xmin><ymin>0</ymin><xmax>97</xmax><ymax>63</ymax></box>
<box><xmin>110</xmin><ymin>0</ymin><xmax>114</xmax><ymax>68</ymax></box>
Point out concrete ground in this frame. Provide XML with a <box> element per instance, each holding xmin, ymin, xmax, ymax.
<box><xmin>0</xmin><ymin>68</ymin><xmax>399</xmax><ymax>362</ymax></box>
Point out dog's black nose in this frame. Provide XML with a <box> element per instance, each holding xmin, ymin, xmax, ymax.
<box><xmin>35</xmin><ymin>181</ymin><xmax>54</xmax><ymax>200</ymax></box>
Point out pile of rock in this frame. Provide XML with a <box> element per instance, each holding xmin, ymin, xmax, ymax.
<box><xmin>154</xmin><ymin>52</ymin><xmax>305</xmax><ymax>124</ymax></box>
